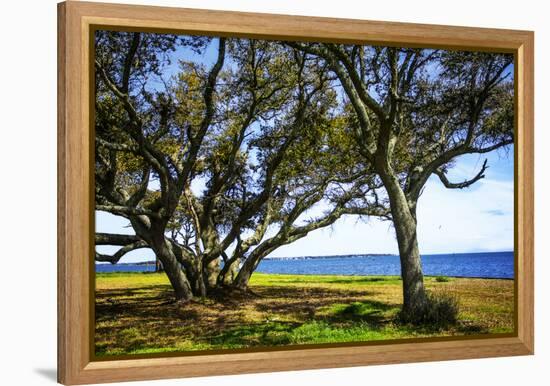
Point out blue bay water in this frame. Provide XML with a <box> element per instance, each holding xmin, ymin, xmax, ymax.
<box><xmin>96</xmin><ymin>251</ymin><xmax>514</xmax><ymax>279</ymax></box>
<box><xmin>256</xmin><ymin>251</ymin><xmax>514</xmax><ymax>279</ymax></box>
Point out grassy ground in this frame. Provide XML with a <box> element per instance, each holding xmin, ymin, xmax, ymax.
<box><xmin>95</xmin><ymin>272</ymin><xmax>514</xmax><ymax>356</ymax></box>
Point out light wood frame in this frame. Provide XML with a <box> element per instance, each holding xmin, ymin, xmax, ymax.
<box><xmin>58</xmin><ymin>1</ymin><xmax>534</xmax><ymax>384</ymax></box>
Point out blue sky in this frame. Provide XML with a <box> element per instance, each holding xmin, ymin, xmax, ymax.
<box><xmin>96</xmin><ymin>36</ymin><xmax>514</xmax><ymax>263</ymax></box>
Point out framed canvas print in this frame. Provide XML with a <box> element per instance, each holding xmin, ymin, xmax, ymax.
<box><xmin>57</xmin><ymin>1</ymin><xmax>534</xmax><ymax>384</ymax></box>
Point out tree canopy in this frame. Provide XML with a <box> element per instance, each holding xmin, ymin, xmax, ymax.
<box><xmin>94</xmin><ymin>31</ymin><xmax>513</xmax><ymax>317</ymax></box>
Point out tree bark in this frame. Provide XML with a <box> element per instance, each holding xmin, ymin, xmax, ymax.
<box><xmin>155</xmin><ymin>256</ymin><xmax>163</xmax><ymax>272</ymax></box>
<box><xmin>152</xmin><ymin>238</ymin><xmax>194</xmax><ymax>301</ymax></box>
<box><xmin>194</xmin><ymin>260</ymin><xmax>208</xmax><ymax>297</ymax></box>
<box><xmin>232</xmin><ymin>243</ymin><xmax>277</xmax><ymax>289</ymax></box>
<box><xmin>205</xmin><ymin>259</ymin><xmax>221</xmax><ymax>289</ymax></box>
<box><xmin>383</xmin><ymin>173</ymin><xmax>428</xmax><ymax>320</ymax></box>
<box><xmin>216</xmin><ymin>255</ymin><xmax>237</xmax><ymax>286</ymax></box>
<box><xmin>128</xmin><ymin>217</ymin><xmax>194</xmax><ymax>301</ymax></box>
<box><xmin>232</xmin><ymin>257</ymin><xmax>256</xmax><ymax>290</ymax></box>
<box><xmin>222</xmin><ymin>258</ymin><xmax>241</xmax><ymax>285</ymax></box>
<box><xmin>178</xmin><ymin>258</ymin><xmax>205</xmax><ymax>298</ymax></box>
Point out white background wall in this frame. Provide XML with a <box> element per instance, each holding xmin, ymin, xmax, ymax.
<box><xmin>0</xmin><ymin>0</ymin><xmax>546</xmax><ymax>385</ymax></box>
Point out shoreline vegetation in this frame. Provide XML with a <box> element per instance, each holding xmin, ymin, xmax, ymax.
<box><xmin>95</xmin><ymin>272</ymin><xmax>514</xmax><ymax>356</ymax></box>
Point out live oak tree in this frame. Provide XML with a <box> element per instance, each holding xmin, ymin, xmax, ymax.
<box><xmin>94</xmin><ymin>32</ymin><xmax>386</xmax><ymax>300</ymax></box>
<box><xmin>288</xmin><ymin>42</ymin><xmax>514</xmax><ymax>321</ymax></box>
<box><xmin>94</xmin><ymin>31</ymin><xmax>513</xmax><ymax>319</ymax></box>
<box><xmin>94</xmin><ymin>31</ymin><xmax>216</xmax><ymax>301</ymax></box>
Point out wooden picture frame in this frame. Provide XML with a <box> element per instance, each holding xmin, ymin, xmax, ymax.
<box><xmin>58</xmin><ymin>1</ymin><xmax>534</xmax><ymax>384</ymax></box>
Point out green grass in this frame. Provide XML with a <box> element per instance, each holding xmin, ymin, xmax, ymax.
<box><xmin>249</xmin><ymin>273</ymin><xmax>403</xmax><ymax>287</ymax></box>
<box><xmin>95</xmin><ymin>272</ymin><xmax>514</xmax><ymax>356</ymax></box>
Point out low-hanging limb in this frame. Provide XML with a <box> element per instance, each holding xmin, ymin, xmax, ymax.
<box><xmin>95</xmin><ymin>233</ymin><xmax>143</xmax><ymax>246</ymax></box>
<box><xmin>95</xmin><ymin>240</ymin><xmax>149</xmax><ymax>264</ymax></box>
<box><xmin>96</xmin><ymin>204</ymin><xmax>161</xmax><ymax>219</ymax></box>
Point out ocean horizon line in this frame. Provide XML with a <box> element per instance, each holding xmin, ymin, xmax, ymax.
<box><xmin>95</xmin><ymin>250</ymin><xmax>514</xmax><ymax>265</ymax></box>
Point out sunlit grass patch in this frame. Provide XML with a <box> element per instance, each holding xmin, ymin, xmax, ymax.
<box><xmin>95</xmin><ymin>272</ymin><xmax>514</xmax><ymax>356</ymax></box>
<box><xmin>288</xmin><ymin>321</ymin><xmax>417</xmax><ymax>344</ymax></box>
<box><xmin>249</xmin><ymin>273</ymin><xmax>402</xmax><ymax>288</ymax></box>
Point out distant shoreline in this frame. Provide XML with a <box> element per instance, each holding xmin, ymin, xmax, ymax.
<box><xmin>265</xmin><ymin>251</ymin><xmax>513</xmax><ymax>260</ymax></box>
<box><xmin>95</xmin><ymin>250</ymin><xmax>514</xmax><ymax>265</ymax></box>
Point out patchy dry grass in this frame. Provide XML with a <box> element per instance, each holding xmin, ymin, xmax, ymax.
<box><xmin>95</xmin><ymin>272</ymin><xmax>514</xmax><ymax>356</ymax></box>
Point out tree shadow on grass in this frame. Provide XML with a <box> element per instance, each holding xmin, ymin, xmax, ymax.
<box><xmin>95</xmin><ymin>282</ymin><xmax>494</xmax><ymax>355</ymax></box>
<box><xmin>253</xmin><ymin>285</ymin><xmax>378</xmax><ymax>301</ymax></box>
<box><xmin>252</xmin><ymin>286</ymin><xmax>382</xmax><ymax>319</ymax></box>
<box><xmin>95</xmin><ymin>285</ymin><xmax>182</xmax><ymax>319</ymax></box>
<box><xmin>95</xmin><ymin>283</ymin><xmax>394</xmax><ymax>353</ymax></box>
<box><xmin>322</xmin><ymin>299</ymin><xmax>396</xmax><ymax>326</ymax></box>
<box><xmin>198</xmin><ymin>290</ymin><xmax>403</xmax><ymax>348</ymax></box>
<box><xmin>393</xmin><ymin>315</ymin><xmax>490</xmax><ymax>335</ymax></box>
<box><xmin>207</xmin><ymin>321</ymin><xmax>300</xmax><ymax>347</ymax></box>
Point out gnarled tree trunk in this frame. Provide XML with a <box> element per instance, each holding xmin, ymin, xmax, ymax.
<box><xmin>153</xmin><ymin>240</ymin><xmax>194</xmax><ymax>302</ymax></box>
<box><xmin>382</xmin><ymin>173</ymin><xmax>428</xmax><ymax>320</ymax></box>
<box><xmin>232</xmin><ymin>243</ymin><xmax>275</xmax><ymax>290</ymax></box>
<box><xmin>217</xmin><ymin>256</ymin><xmax>241</xmax><ymax>286</ymax></box>
<box><xmin>205</xmin><ymin>259</ymin><xmax>221</xmax><ymax>289</ymax></box>
<box><xmin>155</xmin><ymin>256</ymin><xmax>163</xmax><ymax>272</ymax></box>
<box><xmin>193</xmin><ymin>258</ymin><xmax>208</xmax><ymax>298</ymax></box>
<box><xmin>130</xmin><ymin>216</ymin><xmax>195</xmax><ymax>301</ymax></box>
<box><xmin>232</xmin><ymin>257</ymin><xmax>257</xmax><ymax>290</ymax></box>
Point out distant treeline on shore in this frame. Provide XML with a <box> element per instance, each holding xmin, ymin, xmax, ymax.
<box><xmin>99</xmin><ymin>253</ymin><xmax>396</xmax><ymax>266</ymax></box>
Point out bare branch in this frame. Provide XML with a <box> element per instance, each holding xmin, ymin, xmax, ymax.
<box><xmin>434</xmin><ymin>159</ymin><xmax>488</xmax><ymax>189</ymax></box>
<box><xmin>127</xmin><ymin>167</ymin><xmax>151</xmax><ymax>207</ymax></box>
<box><xmin>95</xmin><ymin>233</ymin><xmax>143</xmax><ymax>246</ymax></box>
<box><xmin>121</xmin><ymin>33</ymin><xmax>141</xmax><ymax>94</ymax></box>
<box><xmin>96</xmin><ymin>204</ymin><xmax>160</xmax><ymax>219</ymax></box>
<box><xmin>408</xmin><ymin>137</ymin><xmax>512</xmax><ymax>200</ymax></box>
<box><xmin>95</xmin><ymin>240</ymin><xmax>149</xmax><ymax>264</ymax></box>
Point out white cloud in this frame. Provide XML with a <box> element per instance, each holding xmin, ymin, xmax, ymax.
<box><xmin>415</xmin><ymin>175</ymin><xmax>513</xmax><ymax>254</ymax></box>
